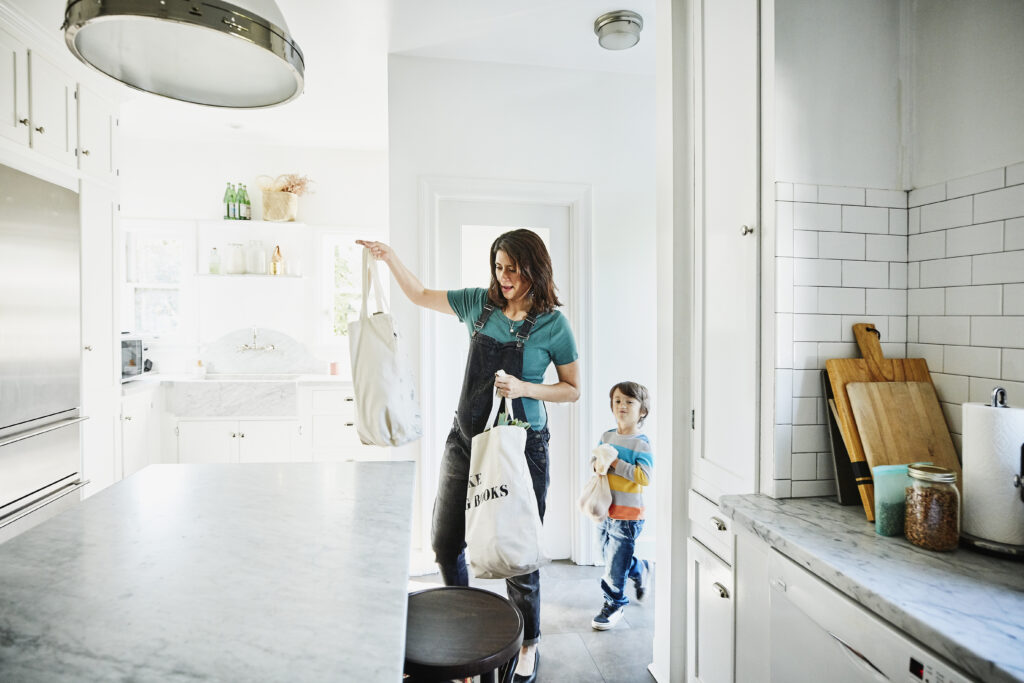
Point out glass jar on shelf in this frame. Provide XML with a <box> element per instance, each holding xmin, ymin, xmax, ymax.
<box><xmin>904</xmin><ymin>464</ymin><xmax>960</xmax><ymax>551</ymax></box>
<box><xmin>208</xmin><ymin>247</ymin><xmax>221</xmax><ymax>275</ymax></box>
<box><xmin>225</xmin><ymin>243</ymin><xmax>246</xmax><ymax>274</ymax></box>
<box><xmin>246</xmin><ymin>240</ymin><xmax>267</xmax><ymax>275</ymax></box>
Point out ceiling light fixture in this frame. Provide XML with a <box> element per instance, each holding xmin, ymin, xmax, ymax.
<box><xmin>594</xmin><ymin>10</ymin><xmax>644</xmax><ymax>51</ymax></box>
<box><xmin>62</xmin><ymin>0</ymin><xmax>305</xmax><ymax>108</ymax></box>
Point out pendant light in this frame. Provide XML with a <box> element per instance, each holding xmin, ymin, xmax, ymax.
<box><xmin>62</xmin><ymin>0</ymin><xmax>305</xmax><ymax>109</ymax></box>
<box><xmin>594</xmin><ymin>10</ymin><xmax>644</xmax><ymax>51</ymax></box>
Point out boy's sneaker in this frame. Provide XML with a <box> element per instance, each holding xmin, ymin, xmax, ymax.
<box><xmin>591</xmin><ymin>603</ymin><xmax>624</xmax><ymax>630</ymax></box>
<box><xmin>633</xmin><ymin>559</ymin><xmax>651</xmax><ymax>601</ymax></box>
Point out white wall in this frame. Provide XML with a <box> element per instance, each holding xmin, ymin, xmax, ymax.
<box><xmin>912</xmin><ymin>0</ymin><xmax>1024</xmax><ymax>188</ymax></box>
<box><xmin>388</xmin><ymin>55</ymin><xmax>658</xmax><ymax>556</ymax></box>
<box><xmin>774</xmin><ymin>0</ymin><xmax>902</xmax><ymax>189</ymax></box>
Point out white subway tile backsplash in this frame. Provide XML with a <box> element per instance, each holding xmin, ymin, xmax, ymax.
<box><xmin>931</xmin><ymin>372</ymin><xmax>970</xmax><ymax>403</ymax></box>
<box><xmin>880</xmin><ymin>342</ymin><xmax>906</xmax><ymax>358</ymax></box>
<box><xmin>908</xmin><ymin>183</ymin><xmax>946</xmax><ymax>208</ymax></box>
<box><xmin>794</xmin><ymin>184</ymin><xmax>818</xmax><ymax>202</ymax></box>
<box><xmin>918</xmin><ymin>316</ymin><xmax>971</xmax><ymax>345</ymax></box>
<box><xmin>866</xmin><ymin>235</ymin><xmax>907</xmax><ymax>262</ymax></box>
<box><xmin>944</xmin><ymin>345</ymin><xmax>1001</xmax><ymax>378</ymax></box>
<box><xmin>842</xmin><ymin>206</ymin><xmax>889</xmax><ymax>234</ymax></box>
<box><xmin>919</xmin><ymin>256</ymin><xmax>972</xmax><ymax>288</ymax></box>
<box><xmin>866</xmin><ymin>289</ymin><xmax>907</xmax><ymax>315</ymax></box>
<box><xmin>941</xmin><ymin>402</ymin><xmax>963</xmax><ymax>436</ymax></box>
<box><xmin>791</xmin><ymin>451</ymin><xmax>818</xmax><ymax>480</ymax></box>
<box><xmin>793</xmin><ymin>342</ymin><xmax>818</xmax><ymax>369</ymax></box>
<box><xmin>794</xmin><ymin>230</ymin><xmax>818</xmax><ymax>258</ymax></box>
<box><xmin>776</xmin><ymin>182</ymin><xmax>794</xmax><ymax>201</ymax></box>
<box><xmin>777</xmin><ymin>313</ymin><xmax>794</xmax><ymax>368</ymax></box>
<box><xmin>975</xmin><ymin>184</ymin><xmax>1024</xmax><ymax>223</ymax></box>
<box><xmin>776</xmin><ymin>369</ymin><xmax>793</xmax><ymax>423</ymax></box>
<box><xmin>777</xmin><ymin>258</ymin><xmax>794</xmax><ymax>312</ymax></box>
<box><xmin>842</xmin><ymin>261</ymin><xmax>889</xmax><ymax>288</ymax></box>
<box><xmin>1006</xmin><ymin>218</ymin><xmax>1024</xmax><ymax>251</ymax></box>
<box><xmin>793</xmin><ymin>369</ymin><xmax>824</xmax><ymax>397</ymax></box>
<box><xmin>792</xmin><ymin>425</ymin><xmax>829</xmax><ymax>454</ymax></box>
<box><xmin>794</xmin><ymin>286</ymin><xmax>818</xmax><ymax>313</ymax></box>
<box><xmin>818</xmin><ymin>342</ymin><xmax>859</xmax><ymax>363</ymax></box>
<box><xmin>908</xmin><ymin>262</ymin><xmax>920</xmax><ymax>288</ymax></box>
<box><xmin>818</xmin><ymin>287</ymin><xmax>865</xmax><ymax>314</ymax></box>
<box><xmin>818</xmin><ymin>232</ymin><xmax>865</xmax><ymax>260</ymax></box>
<box><xmin>972</xmin><ymin>250</ymin><xmax>1024</xmax><ymax>285</ymax></box>
<box><xmin>889</xmin><ymin>209</ymin><xmax>908</xmax><ymax>235</ymax></box>
<box><xmin>972</xmin><ymin>316</ymin><xmax>1024</xmax><ymax>347</ymax></box>
<box><xmin>792</xmin><ymin>480</ymin><xmax>836</xmax><ymax>497</ymax></box>
<box><xmin>867</xmin><ymin>189</ymin><xmax>908</xmax><ymax>209</ymax></box>
<box><xmin>793</xmin><ymin>397</ymin><xmax>819</xmax><ymax>425</ymax></box>
<box><xmin>909</xmin><ymin>207</ymin><xmax>921</xmax><ymax>234</ymax></box>
<box><xmin>819</xmin><ymin>186</ymin><xmax>865</xmax><ymax>205</ymax></box>
<box><xmin>1008</xmin><ymin>162</ymin><xmax>1024</xmax><ymax>187</ymax></box>
<box><xmin>889</xmin><ymin>263</ymin><xmax>908</xmax><ymax>289</ymax></box>
<box><xmin>777</xmin><ymin>201</ymin><xmax>794</xmax><ymax>257</ymax></box>
<box><xmin>907</xmin><ymin>343</ymin><xmax>943</xmax><ymax>372</ymax></box>
<box><xmin>946</xmin><ymin>221</ymin><xmax>1004</xmax><ymax>257</ymax></box>
<box><xmin>768</xmin><ymin>480</ymin><xmax>792</xmax><ymax>498</ymax></box>
<box><xmin>794</xmin><ymin>314</ymin><xmax>842</xmax><ymax>342</ymax></box>
<box><xmin>946</xmin><ymin>168</ymin><xmax>1005</xmax><ymax>199</ymax></box>
<box><xmin>888</xmin><ymin>316</ymin><xmax>907</xmax><ymax>343</ymax></box>
<box><xmin>946</xmin><ymin>285</ymin><xmax>1002</xmax><ymax>316</ymax></box>
<box><xmin>1003</xmin><ymin>348</ymin><xmax>1024</xmax><ymax>382</ymax></box>
<box><xmin>908</xmin><ymin>231</ymin><xmax>946</xmax><ymax>261</ymax></box>
<box><xmin>795</xmin><ymin>202</ymin><xmax>842</xmax><ymax>231</ymax></box>
<box><xmin>817</xmin><ymin>452</ymin><xmax>835</xmax><ymax>480</ymax></box>
<box><xmin>1005</xmin><ymin>284</ymin><xmax>1024</xmax><ymax>314</ymax></box>
<box><xmin>968</xmin><ymin>376</ymin><xmax>1024</xmax><ymax>404</ymax></box>
<box><xmin>774</xmin><ymin>425</ymin><xmax>792</xmax><ymax>479</ymax></box>
<box><xmin>908</xmin><ymin>288</ymin><xmax>945</xmax><ymax>315</ymax></box>
<box><xmin>920</xmin><ymin>196</ymin><xmax>973</xmax><ymax>232</ymax></box>
<box><xmin>795</xmin><ymin>258</ymin><xmax>842</xmax><ymax>286</ymax></box>
<box><xmin>907</xmin><ymin>316</ymin><xmax>919</xmax><ymax>342</ymax></box>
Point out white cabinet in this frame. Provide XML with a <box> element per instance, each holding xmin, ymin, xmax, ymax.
<box><xmin>303</xmin><ymin>386</ymin><xmax>389</xmax><ymax>462</ymax></box>
<box><xmin>27</xmin><ymin>50</ymin><xmax>75</xmax><ymax>167</ymax></box>
<box><xmin>0</xmin><ymin>27</ymin><xmax>29</xmax><ymax>147</ymax></box>
<box><xmin>691</xmin><ymin>0</ymin><xmax>760</xmax><ymax>499</ymax></box>
<box><xmin>176</xmin><ymin>419</ymin><xmax>301</xmax><ymax>464</ymax></box>
<box><xmin>121</xmin><ymin>388</ymin><xmax>159</xmax><ymax>478</ymax></box>
<box><xmin>76</xmin><ymin>84</ymin><xmax>116</xmax><ymax>179</ymax></box>
<box><xmin>687</xmin><ymin>538</ymin><xmax>736</xmax><ymax>683</ymax></box>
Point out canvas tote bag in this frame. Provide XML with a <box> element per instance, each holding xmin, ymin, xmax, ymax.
<box><xmin>348</xmin><ymin>248</ymin><xmax>422</xmax><ymax>447</ymax></box>
<box><xmin>465</xmin><ymin>390</ymin><xmax>545</xmax><ymax>579</ymax></box>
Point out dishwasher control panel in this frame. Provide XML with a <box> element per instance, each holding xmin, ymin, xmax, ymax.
<box><xmin>908</xmin><ymin>656</ymin><xmax>967</xmax><ymax>683</ymax></box>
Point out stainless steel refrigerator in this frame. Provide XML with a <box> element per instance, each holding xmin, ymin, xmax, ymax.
<box><xmin>0</xmin><ymin>163</ymin><xmax>86</xmax><ymax>542</ymax></box>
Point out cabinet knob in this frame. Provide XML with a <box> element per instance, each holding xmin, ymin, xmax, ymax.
<box><xmin>80</xmin><ymin>148</ymin><xmax>90</xmax><ymax>156</ymax></box>
<box><xmin>83</xmin><ymin>345</ymin><xmax>93</xmax><ymax>351</ymax></box>
<box><xmin>240</xmin><ymin>433</ymin><xmax>245</xmax><ymax>438</ymax></box>
<box><xmin>741</xmin><ymin>224</ymin><xmax>754</xmax><ymax>236</ymax></box>
<box><xmin>231</xmin><ymin>432</ymin><xmax>237</xmax><ymax>438</ymax></box>
<box><xmin>34</xmin><ymin>126</ymin><xmax>44</xmax><ymax>134</ymax></box>
<box><xmin>712</xmin><ymin>582</ymin><xmax>730</xmax><ymax>599</ymax></box>
<box><xmin>710</xmin><ymin>516</ymin><xmax>727</xmax><ymax>531</ymax></box>
<box><xmin>123</xmin><ymin>415</ymin><xmax>132</xmax><ymax>421</ymax></box>
<box><xmin>18</xmin><ymin>118</ymin><xmax>28</xmax><ymax>126</ymax></box>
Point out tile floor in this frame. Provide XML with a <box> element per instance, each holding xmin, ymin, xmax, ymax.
<box><xmin>408</xmin><ymin>560</ymin><xmax>656</xmax><ymax>683</ymax></box>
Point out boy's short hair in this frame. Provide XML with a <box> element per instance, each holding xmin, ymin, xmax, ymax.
<box><xmin>609</xmin><ymin>381</ymin><xmax>650</xmax><ymax>426</ymax></box>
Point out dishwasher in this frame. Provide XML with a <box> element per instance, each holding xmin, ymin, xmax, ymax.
<box><xmin>769</xmin><ymin>551</ymin><xmax>975</xmax><ymax>683</ymax></box>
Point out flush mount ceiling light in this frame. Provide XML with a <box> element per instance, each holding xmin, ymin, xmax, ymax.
<box><xmin>63</xmin><ymin>0</ymin><xmax>304</xmax><ymax>108</ymax></box>
<box><xmin>594</xmin><ymin>10</ymin><xmax>643</xmax><ymax>50</ymax></box>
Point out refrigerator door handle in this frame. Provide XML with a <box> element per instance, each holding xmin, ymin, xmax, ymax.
<box><xmin>0</xmin><ymin>479</ymin><xmax>89</xmax><ymax>530</ymax></box>
<box><xmin>0</xmin><ymin>416</ymin><xmax>88</xmax><ymax>449</ymax></box>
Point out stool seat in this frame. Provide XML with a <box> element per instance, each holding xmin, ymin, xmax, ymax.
<box><xmin>405</xmin><ymin>586</ymin><xmax>524</xmax><ymax>683</ymax></box>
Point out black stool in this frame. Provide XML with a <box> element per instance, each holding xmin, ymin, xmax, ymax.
<box><xmin>404</xmin><ymin>586</ymin><xmax>524</xmax><ymax>683</ymax></box>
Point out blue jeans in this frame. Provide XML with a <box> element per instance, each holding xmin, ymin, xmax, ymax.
<box><xmin>599</xmin><ymin>518</ymin><xmax>645</xmax><ymax>608</ymax></box>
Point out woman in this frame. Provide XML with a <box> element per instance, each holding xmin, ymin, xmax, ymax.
<box><xmin>356</xmin><ymin>230</ymin><xmax>579</xmax><ymax>683</ymax></box>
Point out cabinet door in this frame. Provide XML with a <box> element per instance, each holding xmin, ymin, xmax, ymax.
<box><xmin>237</xmin><ymin>420</ymin><xmax>298</xmax><ymax>463</ymax></box>
<box><xmin>27</xmin><ymin>50</ymin><xmax>75</xmax><ymax>166</ymax></box>
<box><xmin>177</xmin><ymin>420</ymin><xmax>236</xmax><ymax>464</ymax></box>
<box><xmin>691</xmin><ymin>0</ymin><xmax>760</xmax><ymax>499</ymax></box>
<box><xmin>76</xmin><ymin>84</ymin><xmax>114</xmax><ymax>178</ymax></box>
<box><xmin>687</xmin><ymin>538</ymin><xmax>735</xmax><ymax>683</ymax></box>
<box><xmin>121</xmin><ymin>391</ymin><xmax>156</xmax><ymax>477</ymax></box>
<box><xmin>0</xmin><ymin>28</ymin><xmax>29</xmax><ymax>146</ymax></box>
<box><xmin>81</xmin><ymin>183</ymin><xmax>118</xmax><ymax>497</ymax></box>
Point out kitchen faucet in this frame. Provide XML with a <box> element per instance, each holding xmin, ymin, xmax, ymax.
<box><xmin>238</xmin><ymin>327</ymin><xmax>276</xmax><ymax>352</ymax></box>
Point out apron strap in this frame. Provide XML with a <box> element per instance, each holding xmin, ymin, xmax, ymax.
<box><xmin>473</xmin><ymin>303</ymin><xmax>499</xmax><ymax>337</ymax></box>
<box><xmin>515</xmin><ymin>313</ymin><xmax>538</xmax><ymax>347</ymax></box>
<box><xmin>483</xmin><ymin>387</ymin><xmax>516</xmax><ymax>431</ymax></box>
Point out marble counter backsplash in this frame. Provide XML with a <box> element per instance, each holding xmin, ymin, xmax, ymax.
<box><xmin>202</xmin><ymin>327</ymin><xmax>326</xmax><ymax>375</ymax></box>
<box><xmin>164</xmin><ymin>380</ymin><xmax>298</xmax><ymax>417</ymax></box>
<box><xmin>721</xmin><ymin>494</ymin><xmax>1024</xmax><ymax>683</ymax></box>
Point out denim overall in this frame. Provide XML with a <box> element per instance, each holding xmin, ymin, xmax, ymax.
<box><xmin>431</xmin><ymin>303</ymin><xmax>551</xmax><ymax>645</ymax></box>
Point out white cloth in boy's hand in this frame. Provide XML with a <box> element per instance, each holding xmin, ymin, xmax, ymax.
<box><xmin>592</xmin><ymin>443</ymin><xmax>618</xmax><ymax>475</ymax></box>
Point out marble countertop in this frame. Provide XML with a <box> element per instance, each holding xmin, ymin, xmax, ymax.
<box><xmin>0</xmin><ymin>462</ymin><xmax>416</xmax><ymax>682</ymax></box>
<box><xmin>721</xmin><ymin>494</ymin><xmax>1024</xmax><ymax>683</ymax></box>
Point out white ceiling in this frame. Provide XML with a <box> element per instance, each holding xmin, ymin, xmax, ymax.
<box><xmin>19</xmin><ymin>0</ymin><xmax>656</xmax><ymax>150</ymax></box>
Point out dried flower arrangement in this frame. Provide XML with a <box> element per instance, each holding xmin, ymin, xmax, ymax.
<box><xmin>255</xmin><ymin>173</ymin><xmax>314</xmax><ymax>197</ymax></box>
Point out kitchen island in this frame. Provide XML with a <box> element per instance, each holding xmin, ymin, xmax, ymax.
<box><xmin>722</xmin><ymin>494</ymin><xmax>1024</xmax><ymax>683</ymax></box>
<box><xmin>0</xmin><ymin>462</ymin><xmax>415</xmax><ymax>682</ymax></box>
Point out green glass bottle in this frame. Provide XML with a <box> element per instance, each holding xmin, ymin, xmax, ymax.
<box><xmin>229</xmin><ymin>183</ymin><xmax>239</xmax><ymax>220</ymax></box>
<box><xmin>223</xmin><ymin>182</ymin><xmax>234</xmax><ymax>220</ymax></box>
<box><xmin>240</xmin><ymin>183</ymin><xmax>251</xmax><ymax>220</ymax></box>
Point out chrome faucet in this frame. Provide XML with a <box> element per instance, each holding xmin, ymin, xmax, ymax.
<box><xmin>238</xmin><ymin>327</ymin><xmax>276</xmax><ymax>352</ymax></box>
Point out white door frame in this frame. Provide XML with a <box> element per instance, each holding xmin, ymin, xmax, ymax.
<box><xmin>418</xmin><ymin>175</ymin><xmax>595</xmax><ymax>564</ymax></box>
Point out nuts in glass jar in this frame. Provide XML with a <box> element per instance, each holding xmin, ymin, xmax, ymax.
<box><xmin>904</xmin><ymin>464</ymin><xmax>960</xmax><ymax>552</ymax></box>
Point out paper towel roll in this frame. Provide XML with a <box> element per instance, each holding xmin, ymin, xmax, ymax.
<box><xmin>962</xmin><ymin>401</ymin><xmax>1024</xmax><ymax>545</ymax></box>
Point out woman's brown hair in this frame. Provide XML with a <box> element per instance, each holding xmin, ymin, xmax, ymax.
<box><xmin>487</xmin><ymin>229</ymin><xmax>562</xmax><ymax>314</ymax></box>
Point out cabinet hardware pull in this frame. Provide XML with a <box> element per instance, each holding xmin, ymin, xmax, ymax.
<box><xmin>344</xmin><ymin>397</ymin><xmax>354</xmax><ymax>402</ymax></box>
<box><xmin>710</xmin><ymin>516</ymin><xmax>727</xmax><ymax>531</ymax></box>
<box><xmin>769</xmin><ymin>578</ymin><xmax>787</xmax><ymax>593</ymax></box>
<box><xmin>83</xmin><ymin>345</ymin><xmax>93</xmax><ymax>351</ymax></box>
<box><xmin>741</xmin><ymin>224</ymin><xmax>754</xmax><ymax>236</ymax></box>
<box><xmin>240</xmin><ymin>433</ymin><xmax>245</xmax><ymax>437</ymax></box>
<box><xmin>712</xmin><ymin>582</ymin><xmax>730</xmax><ymax>599</ymax></box>
<box><xmin>18</xmin><ymin>118</ymin><xmax>28</xmax><ymax>126</ymax></box>
<box><xmin>344</xmin><ymin>422</ymin><xmax>354</xmax><ymax>427</ymax></box>
<box><xmin>34</xmin><ymin>126</ymin><xmax>44</xmax><ymax>134</ymax></box>
<box><xmin>81</xmin><ymin>149</ymin><xmax>90</xmax><ymax>156</ymax></box>
<box><xmin>231</xmin><ymin>433</ymin><xmax>237</xmax><ymax>438</ymax></box>
<box><xmin>123</xmin><ymin>415</ymin><xmax>132</xmax><ymax>421</ymax></box>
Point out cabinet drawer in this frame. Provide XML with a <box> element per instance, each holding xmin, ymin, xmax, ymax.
<box><xmin>689</xmin><ymin>489</ymin><xmax>734</xmax><ymax>565</ymax></box>
<box><xmin>311</xmin><ymin>389</ymin><xmax>355</xmax><ymax>416</ymax></box>
<box><xmin>311</xmin><ymin>414</ymin><xmax>360</xmax><ymax>450</ymax></box>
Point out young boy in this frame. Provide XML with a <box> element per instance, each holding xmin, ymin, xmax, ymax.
<box><xmin>591</xmin><ymin>381</ymin><xmax>653</xmax><ymax>631</ymax></box>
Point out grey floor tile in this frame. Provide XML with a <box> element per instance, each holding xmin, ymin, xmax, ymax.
<box><xmin>579</xmin><ymin>627</ymin><xmax>654</xmax><ymax>678</ymax></box>
<box><xmin>535</xmin><ymin>632</ymin><xmax>603</xmax><ymax>683</ymax></box>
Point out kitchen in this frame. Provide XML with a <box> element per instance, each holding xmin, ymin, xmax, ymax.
<box><xmin>0</xmin><ymin>0</ymin><xmax>1022</xmax><ymax>682</ymax></box>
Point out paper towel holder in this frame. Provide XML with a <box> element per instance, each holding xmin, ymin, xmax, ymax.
<box><xmin>992</xmin><ymin>386</ymin><xmax>1009</xmax><ymax>408</ymax></box>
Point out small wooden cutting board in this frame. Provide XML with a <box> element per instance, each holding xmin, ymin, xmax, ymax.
<box><xmin>847</xmin><ymin>381</ymin><xmax>961</xmax><ymax>484</ymax></box>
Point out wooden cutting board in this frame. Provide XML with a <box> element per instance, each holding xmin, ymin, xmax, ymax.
<box><xmin>847</xmin><ymin>381</ymin><xmax>961</xmax><ymax>486</ymax></box>
<box><xmin>824</xmin><ymin>323</ymin><xmax>935</xmax><ymax>521</ymax></box>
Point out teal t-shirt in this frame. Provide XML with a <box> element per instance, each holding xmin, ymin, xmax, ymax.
<box><xmin>447</xmin><ymin>287</ymin><xmax>578</xmax><ymax>431</ymax></box>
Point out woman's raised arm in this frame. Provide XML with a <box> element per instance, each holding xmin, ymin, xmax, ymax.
<box><xmin>355</xmin><ymin>240</ymin><xmax>454</xmax><ymax>315</ymax></box>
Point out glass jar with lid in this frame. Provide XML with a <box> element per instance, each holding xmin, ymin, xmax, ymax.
<box><xmin>904</xmin><ymin>464</ymin><xmax>960</xmax><ymax>551</ymax></box>
<box><xmin>225</xmin><ymin>243</ymin><xmax>246</xmax><ymax>274</ymax></box>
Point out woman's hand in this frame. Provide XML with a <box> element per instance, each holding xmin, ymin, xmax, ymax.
<box><xmin>355</xmin><ymin>240</ymin><xmax>393</xmax><ymax>264</ymax></box>
<box><xmin>494</xmin><ymin>372</ymin><xmax>530</xmax><ymax>400</ymax></box>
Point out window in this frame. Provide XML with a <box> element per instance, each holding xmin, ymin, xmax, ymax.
<box><xmin>121</xmin><ymin>219</ymin><xmax>194</xmax><ymax>340</ymax></box>
<box><xmin>319</xmin><ymin>231</ymin><xmax>387</xmax><ymax>343</ymax></box>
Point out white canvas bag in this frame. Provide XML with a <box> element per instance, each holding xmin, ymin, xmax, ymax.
<box><xmin>348</xmin><ymin>248</ymin><xmax>422</xmax><ymax>447</ymax></box>
<box><xmin>465</xmin><ymin>390</ymin><xmax>545</xmax><ymax>579</ymax></box>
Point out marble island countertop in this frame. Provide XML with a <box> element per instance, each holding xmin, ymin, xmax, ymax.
<box><xmin>0</xmin><ymin>462</ymin><xmax>416</xmax><ymax>682</ymax></box>
<box><xmin>721</xmin><ymin>494</ymin><xmax>1024</xmax><ymax>683</ymax></box>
